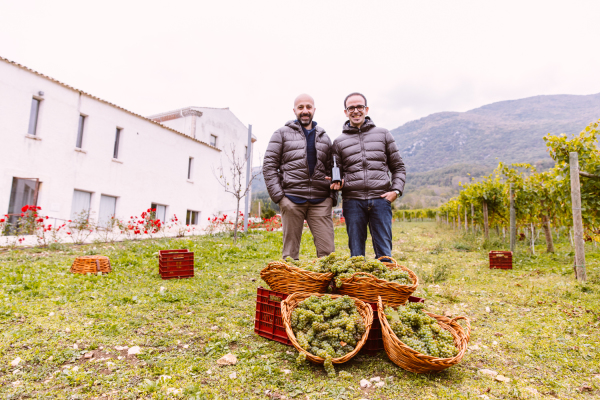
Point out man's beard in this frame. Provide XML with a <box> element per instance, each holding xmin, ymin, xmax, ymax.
<box><xmin>298</xmin><ymin>114</ymin><xmax>313</xmax><ymax>127</ymax></box>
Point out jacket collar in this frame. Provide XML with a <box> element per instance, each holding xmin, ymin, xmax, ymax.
<box><xmin>286</xmin><ymin>120</ymin><xmax>326</xmax><ymax>136</ymax></box>
<box><xmin>342</xmin><ymin>116</ymin><xmax>376</xmax><ymax>134</ymax></box>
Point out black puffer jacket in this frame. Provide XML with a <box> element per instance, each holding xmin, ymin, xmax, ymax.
<box><xmin>263</xmin><ymin>120</ymin><xmax>335</xmax><ymax>204</ymax></box>
<box><xmin>332</xmin><ymin>117</ymin><xmax>406</xmax><ymax>200</ymax></box>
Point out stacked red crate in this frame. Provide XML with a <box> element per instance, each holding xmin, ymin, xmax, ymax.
<box><xmin>159</xmin><ymin>249</ymin><xmax>194</xmax><ymax>279</ymax></box>
<box><xmin>489</xmin><ymin>251</ymin><xmax>513</xmax><ymax>269</ymax></box>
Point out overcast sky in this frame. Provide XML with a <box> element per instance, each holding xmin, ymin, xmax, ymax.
<box><xmin>2</xmin><ymin>1</ymin><xmax>600</xmax><ymax>164</ymax></box>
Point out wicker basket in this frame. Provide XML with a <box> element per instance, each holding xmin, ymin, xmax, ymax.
<box><xmin>71</xmin><ymin>255</ymin><xmax>112</xmax><ymax>274</ymax></box>
<box><xmin>377</xmin><ymin>296</ymin><xmax>470</xmax><ymax>373</ymax></box>
<box><xmin>281</xmin><ymin>292</ymin><xmax>373</xmax><ymax>365</ymax></box>
<box><xmin>260</xmin><ymin>261</ymin><xmax>334</xmax><ymax>294</ymax></box>
<box><xmin>336</xmin><ymin>257</ymin><xmax>418</xmax><ymax>306</ymax></box>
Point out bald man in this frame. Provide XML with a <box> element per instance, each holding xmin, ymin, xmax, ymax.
<box><xmin>263</xmin><ymin>94</ymin><xmax>336</xmax><ymax>259</ymax></box>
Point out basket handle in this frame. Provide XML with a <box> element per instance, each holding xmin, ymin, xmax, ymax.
<box><xmin>377</xmin><ymin>256</ymin><xmax>398</xmax><ymax>266</ymax></box>
<box><xmin>343</xmin><ymin>271</ymin><xmax>379</xmax><ymax>283</ymax></box>
<box><xmin>449</xmin><ymin>316</ymin><xmax>471</xmax><ymax>340</ymax></box>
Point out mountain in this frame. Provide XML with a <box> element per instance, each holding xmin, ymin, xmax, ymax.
<box><xmin>392</xmin><ymin>93</ymin><xmax>600</xmax><ymax>173</ymax></box>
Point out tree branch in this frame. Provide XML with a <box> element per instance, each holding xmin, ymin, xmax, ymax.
<box><xmin>579</xmin><ymin>171</ymin><xmax>600</xmax><ymax>180</ymax></box>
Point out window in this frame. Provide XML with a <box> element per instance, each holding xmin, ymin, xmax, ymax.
<box><xmin>28</xmin><ymin>98</ymin><xmax>41</xmax><ymax>135</ymax></box>
<box><xmin>187</xmin><ymin>157</ymin><xmax>194</xmax><ymax>180</ymax></box>
<box><xmin>113</xmin><ymin>128</ymin><xmax>121</xmax><ymax>159</ymax></box>
<box><xmin>151</xmin><ymin>203</ymin><xmax>166</xmax><ymax>222</ymax></box>
<box><xmin>210</xmin><ymin>134</ymin><xmax>217</xmax><ymax>146</ymax></box>
<box><xmin>71</xmin><ymin>190</ymin><xmax>92</xmax><ymax>220</ymax></box>
<box><xmin>76</xmin><ymin>115</ymin><xmax>86</xmax><ymax>148</ymax></box>
<box><xmin>98</xmin><ymin>195</ymin><xmax>117</xmax><ymax>228</ymax></box>
<box><xmin>186</xmin><ymin>210</ymin><xmax>199</xmax><ymax>225</ymax></box>
<box><xmin>7</xmin><ymin>178</ymin><xmax>40</xmax><ymax>228</ymax></box>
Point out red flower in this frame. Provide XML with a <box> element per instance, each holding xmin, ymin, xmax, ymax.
<box><xmin>68</xmin><ymin>220</ymin><xmax>72</xmax><ymax>223</ymax></box>
<box><xmin>67</xmin><ymin>232</ymin><xmax>71</xmax><ymax>235</ymax></box>
<box><xmin>144</xmin><ymin>230</ymin><xmax>148</xmax><ymax>234</ymax></box>
<box><xmin>21</xmin><ymin>205</ymin><xmax>29</xmax><ymax>212</ymax></box>
<box><xmin>147</xmin><ymin>208</ymin><xmax>151</xmax><ymax>212</ymax></box>
<box><xmin>0</xmin><ymin>219</ymin><xmax>4</xmax><ymax>223</ymax></box>
<box><xmin>46</xmin><ymin>216</ymin><xmax>49</xmax><ymax>219</ymax></box>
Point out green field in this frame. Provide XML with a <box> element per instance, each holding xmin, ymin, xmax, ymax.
<box><xmin>1</xmin><ymin>223</ymin><xmax>599</xmax><ymax>399</ymax></box>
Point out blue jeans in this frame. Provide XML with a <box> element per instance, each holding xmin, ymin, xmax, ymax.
<box><xmin>343</xmin><ymin>198</ymin><xmax>393</xmax><ymax>260</ymax></box>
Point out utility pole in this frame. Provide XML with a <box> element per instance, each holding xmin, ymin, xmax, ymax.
<box><xmin>243</xmin><ymin>125</ymin><xmax>253</xmax><ymax>233</ymax></box>
<box><xmin>569</xmin><ymin>152</ymin><xmax>586</xmax><ymax>282</ymax></box>
<box><xmin>510</xmin><ymin>183</ymin><xmax>516</xmax><ymax>253</ymax></box>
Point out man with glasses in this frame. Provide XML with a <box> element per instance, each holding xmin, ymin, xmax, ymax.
<box><xmin>331</xmin><ymin>92</ymin><xmax>406</xmax><ymax>260</ymax></box>
<box><xmin>263</xmin><ymin>94</ymin><xmax>336</xmax><ymax>260</ymax></box>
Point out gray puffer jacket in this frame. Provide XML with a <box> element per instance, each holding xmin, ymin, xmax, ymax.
<box><xmin>332</xmin><ymin>117</ymin><xmax>406</xmax><ymax>200</ymax></box>
<box><xmin>263</xmin><ymin>120</ymin><xmax>335</xmax><ymax>204</ymax></box>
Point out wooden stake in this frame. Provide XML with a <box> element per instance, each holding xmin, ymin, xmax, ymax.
<box><xmin>569</xmin><ymin>152</ymin><xmax>587</xmax><ymax>282</ymax></box>
<box><xmin>482</xmin><ymin>201</ymin><xmax>489</xmax><ymax>240</ymax></box>
<box><xmin>510</xmin><ymin>183</ymin><xmax>516</xmax><ymax>253</ymax></box>
<box><xmin>464</xmin><ymin>206</ymin><xmax>468</xmax><ymax>231</ymax></box>
<box><xmin>471</xmin><ymin>203</ymin><xmax>475</xmax><ymax>234</ymax></box>
<box><xmin>457</xmin><ymin>204</ymin><xmax>461</xmax><ymax>231</ymax></box>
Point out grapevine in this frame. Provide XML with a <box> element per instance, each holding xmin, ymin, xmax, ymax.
<box><xmin>384</xmin><ymin>302</ymin><xmax>458</xmax><ymax>358</ymax></box>
<box><xmin>291</xmin><ymin>295</ymin><xmax>366</xmax><ymax>377</ymax></box>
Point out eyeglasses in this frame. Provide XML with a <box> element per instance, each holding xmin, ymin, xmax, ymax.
<box><xmin>346</xmin><ymin>105</ymin><xmax>366</xmax><ymax>113</ymax></box>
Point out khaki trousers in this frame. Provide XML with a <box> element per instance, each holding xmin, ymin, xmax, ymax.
<box><xmin>279</xmin><ymin>197</ymin><xmax>335</xmax><ymax>259</ymax></box>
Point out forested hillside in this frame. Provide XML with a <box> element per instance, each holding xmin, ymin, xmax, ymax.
<box><xmin>392</xmin><ymin>93</ymin><xmax>600</xmax><ymax>173</ymax></box>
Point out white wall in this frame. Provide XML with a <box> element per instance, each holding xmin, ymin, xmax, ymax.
<box><xmin>0</xmin><ymin>59</ymin><xmax>252</xmax><ymax>229</ymax></box>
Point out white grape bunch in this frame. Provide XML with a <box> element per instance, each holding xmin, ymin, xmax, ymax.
<box><xmin>284</xmin><ymin>253</ymin><xmax>411</xmax><ymax>288</ymax></box>
<box><xmin>291</xmin><ymin>295</ymin><xmax>365</xmax><ymax>377</ymax></box>
<box><xmin>384</xmin><ymin>302</ymin><xmax>458</xmax><ymax>358</ymax></box>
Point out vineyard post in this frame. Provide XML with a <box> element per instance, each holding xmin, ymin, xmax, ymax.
<box><xmin>510</xmin><ymin>183</ymin><xmax>516</xmax><ymax>253</ymax></box>
<box><xmin>569</xmin><ymin>152</ymin><xmax>587</xmax><ymax>282</ymax></box>
<box><xmin>482</xmin><ymin>201</ymin><xmax>489</xmax><ymax>240</ymax></box>
<box><xmin>457</xmin><ymin>204</ymin><xmax>461</xmax><ymax>231</ymax></box>
<box><xmin>471</xmin><ymin>204</ymin><xmax>475</xmax><ymax>234</ymax></box>
<box><xmin>530</xmin><ymin>223</ymin><xmax>535</xmax><ymax>255</ymax></box>
<box><xmin>464</xmin><ymin>205</ymin><xmax>467</xmax><ymax>231</ymax></box>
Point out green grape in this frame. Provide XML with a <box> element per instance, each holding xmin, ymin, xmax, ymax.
<box><xmin>324</xmin><ymin>356</ymin><xmax>335</xmax><ymax>377</ymax></box>
<box><xmin>296</xmin><ymin>352</ymin><xmax>306</xmax><ymax>364</ymax></box>
<box><xmin>387</xmin><ymin>304</ymin><xmax>458</xmax><ymax>358</ymax></box>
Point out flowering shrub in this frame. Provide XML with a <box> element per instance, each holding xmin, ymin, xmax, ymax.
<box><xmin>67</xmin><ymin>210</ymin><xmax>96</xmax><ymax>244</ymax></box>
<box><xmin>248</xmin><ymin>215</ymin><xmax>282</xmax><ymax>231</ymax></box>
<box><xmin>204</xmin><ymin>212</ymin><xmax>282</xmax><ymax>234</ymax></box>
<box><xmin>96</xmin><ymin>216</ymin><xmax>119</xmax><ymax>243</ymax></box>
<box><xmin>141</xmin><ymin>209</ymin><xmax>163</xmax><ymax>238</ymax></box>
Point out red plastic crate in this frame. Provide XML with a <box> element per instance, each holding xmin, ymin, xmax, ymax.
<box><xmin>254</xmin><ymin>287</ymin><xmax>292</xmax><ymax>345</ymax></box>
<box><xmin>254</xmin><ymin>287</ymin><xmax>425</xmax><ymax>354</ymax></box>
<box><xmin>158</xmin><ymin>249</ymin><xmax>194</xmax><ymax>279</ymax></box>
<box><xmin>489</xmin><ymin>251</ymin><xmax>513</xmax><ymax>269</ymax></box>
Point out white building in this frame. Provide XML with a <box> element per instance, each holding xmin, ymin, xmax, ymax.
<box><xmin>0</xmin><ymin>56</ymin><xmax>255</xmax><ymax>233</ymax></box>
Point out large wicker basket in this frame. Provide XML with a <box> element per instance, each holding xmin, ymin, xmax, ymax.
<box><xmin>281</xmin><ymin>292</ymin><xmax>373</xmax><ymax>365</ymax></box>
<box><xmin>377</xmin><ymin>296</ymin><xmax>470</xmax><ymax>373</ymax></box>
<box><xmin>260</xmin><ymin>261</ymin><xmax>334</xmax><ymax>294</ymax></box>
<box><xmin>71</xmin><ymin>255</ymin><xmax>112</xmax><ymax>275</ymax></box>
<box><xmin>336</xmin><ymin>257</ymin><xmax>418</xmax><ymax>306</ymax></box>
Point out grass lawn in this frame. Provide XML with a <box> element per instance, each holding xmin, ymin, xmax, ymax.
<box><xmin>1</xmin><ymin>222</ymin><xmax>599</xmax><ymax>399</ymax></box>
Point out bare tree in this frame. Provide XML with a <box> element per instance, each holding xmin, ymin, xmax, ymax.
<box><xmin>213</xmin><ymin>144</ymin><xmax>261</xmax><ymax>242</ymax></box>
